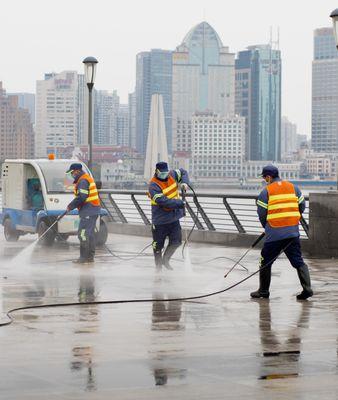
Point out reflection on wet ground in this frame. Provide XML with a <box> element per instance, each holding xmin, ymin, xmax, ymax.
<box><xmin>0</xmin><ymin>233</ymin><xmax>337</xmax><ymax>399</ymax></box>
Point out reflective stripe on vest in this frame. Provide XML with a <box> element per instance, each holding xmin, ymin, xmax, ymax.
<box><xmin>149</xmin><ymin>174</ymin><xmax>179</xmax><ymax>207</ymax></box>
<box><xmin>266</xmin><ymin>181</ymin><xmax>300</xmax><ymax>228</ymax></box>
<box><xmin>74</xmin><ymin>173</ymin><xmax>100</xmax><ymax>207</ymax></box>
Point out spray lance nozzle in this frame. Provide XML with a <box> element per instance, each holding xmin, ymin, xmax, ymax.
<box><xmin>223</xmin><ymin>232</ymin><xmax>265</xmax><ymax>279</ymax></box>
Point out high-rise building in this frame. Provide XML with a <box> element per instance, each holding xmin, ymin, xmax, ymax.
<box><xmin>235</xmin><ymin>45</ymin><xmax>281</xmax><ymax>161</ymax></box>
<box><xmin>117</xmin><ymin>104</ymin><xmax>129</xmax><ymax>147</ymax></box>
<box><xmin>9</xmin><ymin>92</ymin><xmax>35</xmax><ymax>124</ymax></box>
<box><xmin>94</xmin><ymin>90</ymin><xmax>119</xmax><ymax>145</ymax></box>
<box><xmin>35</xmin><ymin>71</ymin><xmax>87</xmax><ymax>157</ymax></box>
<box><xmin>135</xmin><ymin>49</ymin><xmax>172</xmax><ymax>155</ymax></box>
<box><xmin>281</xmin><ymin>116</ymin><xmax>298</xmax><ymax>160</ymax></box>
<box><xmin>297</xmin><ymin>134</ymin><xmax>309</xmax><ymax>149</ymax></box>
<box><xmin>172</xmin><ymin>21</ymin><xmax>235</xmax><ymax>153</ymax></box>
<box><xmin>191</xmin><ymin>112</ymin><xmax>245</xmax><ymax>178</ymax></box>
<box><xmin>0</xmin><ymin>82</ymin><xmax>34</xmax><ymax>162</ymax></box>
<box><xmin>128</xmin><ymin>92</ymin><xmax>136</xmax><ymax>149</ymax></box>
<box><xmin>312</xmin><ymin>28</ymin><xmax>338</xmax><ymax>152</ymax></box>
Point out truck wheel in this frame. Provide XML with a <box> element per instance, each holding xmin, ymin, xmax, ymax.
<box><xmin>4</xmin><ymin>218</ymin><xmax>20</xmax><ymax>242</ymax></box>
<box><xmin>37</xmin><ymin>219</ymin><xmax>56</xmax><ymax>246</ymax></box>
<box><xmin>95</xmin><ymin>219</ymin><xmax>108</xmax><ymax>247</ymax></box>
<box><xmin>56</xmin><ymin>233</ymin><xmax>69</xmax><ymax>242</ymax></box>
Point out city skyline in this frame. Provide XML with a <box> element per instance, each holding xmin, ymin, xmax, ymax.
<box><xmin>312</xmin><ymin>27</ymin><xmax>338</xmax><ymax>152</ymax></box>
<box><xmin>1</xmin><ymin>0</ymin><xmax>338</xmax><ymax>136</ymax></box>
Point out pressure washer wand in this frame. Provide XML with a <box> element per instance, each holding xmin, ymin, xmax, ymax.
<box><xmin>38</xmin><ymin>211</ymin><xmax>68</xmax><ymax>242</ymax></box>
<box><xmin>181</xmin><ymin>186</ymin><xmax>186</xmax><ymax>217</ymax></box>
<box><xmin>223</xmin><ymin>232</ymin><xmax>265</xmax><ymax>278</ymax></box>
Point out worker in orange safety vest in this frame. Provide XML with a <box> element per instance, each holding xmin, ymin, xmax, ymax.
<box><xmin>251</xmin><ymin>165</ymin><xmax>313</xmax><ymax>300</ymax></box>
<box><xmin>148</xmin><ymin>161</ymin><xmax>189</xmax><ymax>271</ymax></box>
<box><xmin>66</xmin><ymin>163</ymin><xmax>101</xmax><ymax>264</ymax></box>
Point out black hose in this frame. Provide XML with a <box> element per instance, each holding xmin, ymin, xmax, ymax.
<box><xmin>181</xmin><ymin>183</ymin><xmax>199</xmax><ymax>256</ymax></box>
<box><xmin>180</xmin><ymin>184</ymin><xmax>248</xmax><ymax>272</ymax></box>
<box><xmin>100</xmin><ymin>242</ymin><xmax>152</xmax><ymax>261</ymax></box>
<box><xmin>0</xmin><ymin>241</ymin><xmax>293</xmax><ymax>328</ymax></box>
<box><xmin>224</xmin><ymin>232</ymin><xmax>265</xmax><ymax>278</ymax></box>
<box><xmin>30</xmin><ymin>252</ymin><xmax>248</xmax><ymax>271</ymax></box>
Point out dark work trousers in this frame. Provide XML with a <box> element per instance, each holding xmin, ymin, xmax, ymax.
<box><xmin>78</xmin><ymin>215</ymin><xmax>98</xmax><ymax>260</ymax></box>
<box><xmin>152</xmin><ymin>220</ymin><xmax>182</xmax><ymax>253</ymax></box>
<box><xmin>261</xmin><ymin>236</ymin><xmax>305</xmax><ymax>270</ymax></box>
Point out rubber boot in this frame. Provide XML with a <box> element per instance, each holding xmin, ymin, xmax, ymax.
<box><xmin>154</xmin><ymin>250</ymin><xmax>163</xmax><ymax>272</ymax></box>
<box><xmin>250</xmin><ymin>266</ymin><xmax>271</xmax><ymax>299</ymax></box>
<box><xmin>88</xmin><ymin>239</ymin><xmax>95</xmax><ymax>262</ymax></box>
<box><xmin>296</xmin><ymin>264</ymin><xmax>313</xmax><ymax>300</ymax></box>
<box><xmin>163</xmin><ymin>244</ymin><xmax>180</xmax><ymax>270</ymax></box>
<box><xmin>73</xmin><ymin>243</ymin><xmax>87</xmax><ymax>263</ymax></box>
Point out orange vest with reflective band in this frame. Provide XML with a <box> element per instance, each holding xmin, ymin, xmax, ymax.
<box><xmin>266</xmin><ymin>181</ymin><xmax>300</xmax><ymax>228</ymax></box>
<box><xmin>74</xmin><ymin>173</ymin><xmax>100</xmax><ymax>208</ymax></box>
<box><xmin>148</xmin><ymin>174</ymin><xmax>179</xmax><ymax>211</ymax></box>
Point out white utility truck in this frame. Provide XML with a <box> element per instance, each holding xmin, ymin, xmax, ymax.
<box><xmin>1</xmin><ymin>158</ymin><xmax>108</xmax><ymax>246</ymax></box>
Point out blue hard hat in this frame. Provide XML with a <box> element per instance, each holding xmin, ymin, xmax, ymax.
<box><xmin>66</xmin><ymin>163</ymin><xmax>83</xmax><ymax>173</ymax></box>
<box><xmin>260</xmin><ymin>165</ymin><xmax>279</xmax><ymax>178</ymax></box>
<box><xmin>155</xmin><ymin>161</ymin><xmax>169</xmax><ymax>172</ymax></box>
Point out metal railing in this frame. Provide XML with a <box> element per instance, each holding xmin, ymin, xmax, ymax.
<box><xmin>99</xmin><ymin>190</ymin><xmax>309</xmax><ymax>238</ymax></box>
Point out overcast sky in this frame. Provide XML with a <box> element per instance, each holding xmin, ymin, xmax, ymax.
<box><xmin>1</xmin><ymin>0</ymin><xmax>337</xmax><ymax>135</ymax></box>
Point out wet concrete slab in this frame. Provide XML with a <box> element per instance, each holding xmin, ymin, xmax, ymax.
<box><xmin>0</xmin><ymin>232</ymin><xmax>337</xmax><ymax>399</ymax></box>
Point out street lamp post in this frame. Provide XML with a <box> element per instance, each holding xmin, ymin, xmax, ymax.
<box><xmin>83</xmin><ymin>56</ymin><xmax>98</xmax><ymax>171</ymax></box>
<box><xmin>330</xmin><ymin>10</ymin><xmax>338</xmax><ymax>188</ymax></box>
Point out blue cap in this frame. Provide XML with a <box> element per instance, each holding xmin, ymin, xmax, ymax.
<box><xmin>260</xmin><ymin>165</ymin><xmax>279</xmax><ymax>178</ymax></box>
<box><xmin>66</xmin><ymin>163</ymin><xmax>83</xmax><ymax>173</ymax></box>
<box><xmin>155</xmin><ymin>161</ymin><xmax>169</xmax><ymax>172</ymax></box>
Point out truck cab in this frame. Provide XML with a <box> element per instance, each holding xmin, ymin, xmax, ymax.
<box><xmin>1</xmin><ymin>158</ymin><xmax>108</xmax><ymax>246</ymax></box>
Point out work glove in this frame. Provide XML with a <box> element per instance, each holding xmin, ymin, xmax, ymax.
<box><xmin>181</xmin><ymin>183</ymin><xmax>188</xmax><ymax>193</ymax></box>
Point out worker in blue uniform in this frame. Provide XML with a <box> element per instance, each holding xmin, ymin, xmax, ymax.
<box><xmin>66</xmin><ymin>163</ymin><xmax>101</xmax><ymax>264</ymax></box>
<box><xmin>148</xmin><ymin>161</ymin><xmax>189</xmax><ymax>271</ymax></box>
<box><xmin>251</xmin><ymin>165</ymin><xmax>313</xmax><ymax>300</ymax></box>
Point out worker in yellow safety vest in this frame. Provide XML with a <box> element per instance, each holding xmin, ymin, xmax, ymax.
<box><xmin>251</xmin><ymin>165</ymin><xmax>313</xmax><ymax>300</ymax></box>
<box><xmin>148</xmin><ymin>161</ymin><xmax>189</xmax><ymax>271</ymax></box>
<box><xmin>66</xmin><ymin>163</ymin><xmax>101</xmax><ymax>264</ymax></box>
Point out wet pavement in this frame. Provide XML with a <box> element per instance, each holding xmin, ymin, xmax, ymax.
<box><xmin>0</xmin><ymin>232</ymin><xmax>337</xmax><ymax>399</ymax></box>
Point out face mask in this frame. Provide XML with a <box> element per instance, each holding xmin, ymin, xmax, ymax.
<box><xmin>157</xmin><ymin>171</ymin><xmax>169</xmax><ymax>180</ymax></box>
<box><xmin>66</xmin><ymin>171</ymin><xmax>76</xmax><ymax>180</ymax></box>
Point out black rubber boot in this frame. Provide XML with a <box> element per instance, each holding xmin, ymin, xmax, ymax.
<box><xmin>88</xmin><ymin>238</ymin><xmax>96</xmax><ymax>261</ymax></box>
<box><xmin>163</xmin><ymin>244</ymin><xmax>180</xmax><ymax>270</ymax></box>
<box><xmin>154</xmin><ymin>250</ymin><xmax>163</xmax><ymax>272</ymax></box>
<box><xmin>296</xmin><ymin>264</ymin><xmax>313</xmax><ymax>300</ymax></box>
<box><xmin>73</xmin><ymin>241</ymin><xmax>94</xmax><ymax>264</ymax></box>
<box><xmin>73</xmin><ymin>244</ymin><xmax>88</xmax><ymax>263</ymax></box>
<box><xmin>250</xmin><ymin>266</ymin><xmax>271</xmax><ymax>299</ymax></box>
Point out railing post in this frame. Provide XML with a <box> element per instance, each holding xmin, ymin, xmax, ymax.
<box><xmin>193</xmin><ymin>196</ymin><xmax>215</xmax><ymax>231</ymax></box>
<box><xmin>98</xmin><ymin>193</ymin><xmax>116</xmax><ymax>222</ymax></box>
<box><xmin>300</xmin><ymin>216</ymin><xmax>309</xmax><ymax>237</ymax></box>
<box><xmin>223</xmin><ymin>197</ymin><xmax>246</xmax><ymax>233</ymax></box>
<box><xmin>185</xmin><ymin>198</ymin><xmax>204</xmax><ymax>230</ymax></box>
<box><xmin>131</xmin><ymin>194</ymin><xmax>150</xmax><ymax>225</ymax></box>
<box><xmin>109</xmin><ymin>196</ymin><xmax>128</xmax><ymax>223</ymax></box>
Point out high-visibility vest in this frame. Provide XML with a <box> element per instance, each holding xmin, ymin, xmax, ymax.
<box><xmin>266</xmin><ymin>181</ymin><xmax>301</xmax><ymax>228</ymax></box>
<box><xmin>148</xmin><ymin>174</ymin><xmax>179</xmax><ymax>210</ymax></box>
<box><xmin>74</xmin><ymin>173</ymin><xmax>100</xmax><ymax>208</ymax></box>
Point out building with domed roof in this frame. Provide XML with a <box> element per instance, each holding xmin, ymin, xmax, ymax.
<box><xmin>172</xmin><ymin>21</ymin><xmax>235</xmax><ymax>153</ymax></box>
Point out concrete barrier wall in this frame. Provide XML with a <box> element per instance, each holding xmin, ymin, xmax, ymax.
<box><xmin>309</xmin><ymin>192</ymin><xmax>338</xmax><ymax>258</ymax></box>
<box><xmin>108</xmin><ymin>222</ymin><xmax>311</xmax><ymax>253</ymax></box>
